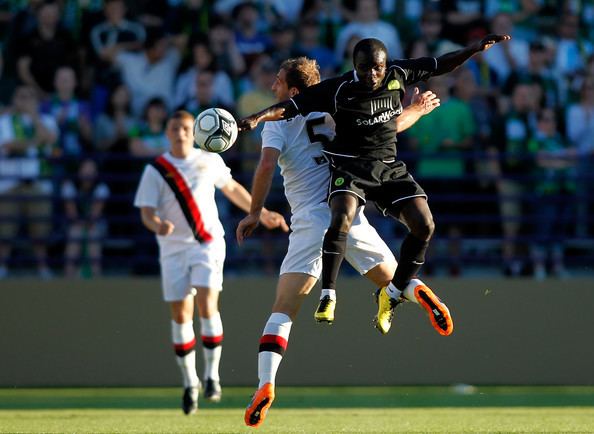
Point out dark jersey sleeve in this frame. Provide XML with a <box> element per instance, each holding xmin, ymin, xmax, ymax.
<box><xmin>290</xmin><ymin>77</ymin><xmax>344</xmax><ymax>115</ymax></box>
<box><xmin>389</xmin><ymin>57</ymin><xmax>438</xmax><ymax>85</ymax></box>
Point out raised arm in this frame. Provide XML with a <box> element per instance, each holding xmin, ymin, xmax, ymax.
<box><xmin>237</xmin><ymin>100</ymin><xmax>300</xmax><ymax>132</ymax></box>
<box><xmin>434</xmin><ymin>34</ymin><xmax>511</xmax><ymax>76</ymax></box>
<box><xmin>396</xmin><ymin>87</ymin><xmax>440</xmax><ymax>133</ymax></box>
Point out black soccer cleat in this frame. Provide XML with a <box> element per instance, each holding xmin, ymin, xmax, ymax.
<box><xmin>182</xmin><ymin>386</ymin><xmax>199</xmax><ymax>415</ymax></box>
<box><xmin>203</xmin><ymin>378</ymin><xmax>222</xmax><ymax>402</ymax></box>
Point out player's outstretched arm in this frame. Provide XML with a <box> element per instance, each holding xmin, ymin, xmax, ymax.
<box><xmin>434</xmin><ymin>34</ymin><xmax>511</xmax><ymax>76</ymax></box>
<box><xmin>396</xmin><ymin>87</ymin><xmax>440</xmax><ymax>133</ymax></box>
<box><xmin>236</xmin><ymin>148</ymin><xmax>282</xmax><ymax>244</ymax></box>
<box><xmin>237</xmin><ymin>100</ymin><xmax>300</xmax><ymax>131</ymax></box>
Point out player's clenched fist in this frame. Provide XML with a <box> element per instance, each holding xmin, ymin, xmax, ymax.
<box><xmin>157</xmin><ymin>220</ymin><xmax>174</xmax><ymax>236</ymax></box>
<box><xmin>260</xmin><ymin>210</ymin><xmax>289</xmax><ymax>232</ymax></box>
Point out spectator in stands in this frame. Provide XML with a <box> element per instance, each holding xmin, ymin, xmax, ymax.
<box><xmin>453</xmin><ymin>67</ymin><xmax>500</xmax><ymax>238</ymax></box>
<box><xmin>1</xmin><ymin>0</ymin><xmax>42</xmax><ymax>90</ymax></box>
<box><xmin>527</xmin><ymin>108</ymin><xmax>576</xmax><ymax>279</ymax></box>
<box><xmin>232</xmin><ymin>2</ymin><xmax>271</xmax><ymax>68</ymax></box>
<box><xmin>179</xmin><ymin>69</ymin><xmax>228</xmax><ymax>117</ymax></box>
<box><xmin>41</xmin><ymin>66</ymin><xmax>92</xmax><ymax>175</ymax></box>
<box><xmin>294</xmin><ymin>17</ymin><xmax>336</xmax><ymax>78</ymax></box>
<box><xmin>566</xmin><ymin>76</ymin><xmax>594</xmax><ymax>237</ymax></box>
<box><xmin>237</xmin><ymin>55</ymin><xmax>276</xmax><ymax>167</ymax></box>
<box><xmin>207</xmin><ymin>16</ymin><xmax>246</xmax><ymax>78</ymax></box>
<box><xmin>92</xmin><ymin>83</ymin><xmax>136</xmax><ymax>242</ymax></box>
<box><xmin>62</xmin><ymin>158</ymin><xmax>110</xmax><ymax>278</ymax></box>
<box><xmin>129</xmin><ymin>97</ymin><xmax>169</xmax><ymax>158</ymax></box>
<box><xmin>115</xmin><ymin>29</ymin><xmax>182</xmax><ymax>117</ymax></box>
<box><xmin>173</xmin><ymin>37</ymin><xmax>235</xmax><ymax>112</ymax></box>
<box><xmin>334</xmin><ymin>0</ymin><xmax>403</xmax><ymax>66</ymax></box>
<box><xmin>502</xmin><ymin>41</ymin><xmax>559</xmax><ymax>112</ymax></box>
<box><xmin>93</xmin><ymin>83</ymin><xmax>135</xmax><ymax>153</ymax></box>
<box><xmin>407</xmin><ymin>10</ymin><xmax>454</xmax><ymax>58</ymax></box>
<box><xmin>463</xmin><ymin>43</ymin><xmax>500</xmax><ymax>103</ymax></box>
<box><xmin>338</xmin><ymin>34</ymin><xmax>363</xmax><ymax>73</ymax></box>
<box><xmin>15</xmin><ymin>0</ymin><xmax>79</xmax><ymax>96</ymax></box>
<box><xmin>88</xmin><ymin>0</ymin><xmax>146</xmax><ymax>114</ymax></box>
<box><xmin>496</xmin><ymin>82</ymin><xmax>538</xmax><ymax>276</ymax></box>
<box><xmin>407</xmin><ymin>75</ymin><xmax>476</xmax><ymax>275</ymax></box>
<box><xmin>554</xmin><ymin>13</ymin><xmax>593</xmax><ymax>103</ymax></box>
<box><xmin>439</xmin><ymin>0</ymin><xmax>487</xmax><ymax>45</ymax></box>
<box><xmin>268</xmin><ymin>20</ymin><xmax>297</xmax><ymax>66</ymax></box>
<box><xmin>0</xmin><ymin>85</ymin><xmax>58</xmax><ymax>279</ymax></box>
<box><xmin>483</xmin><ymin>13</ymin><xmax>529</xmax><ymax>86</ymax></box>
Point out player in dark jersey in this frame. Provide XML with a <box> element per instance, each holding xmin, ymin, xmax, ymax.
<box><xmin>239</xmin><ymin>34</ymin><xmax>510</xmax><ymax>335</ymax></box>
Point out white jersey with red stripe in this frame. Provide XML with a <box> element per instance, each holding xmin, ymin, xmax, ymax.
<box><xmin>261</xmin><ymin>112</ymin><xmax>335</xmax><ymax>215</ymax></box>
<box><xmin>134</xmin><ymin>149</ymin><xmax>232</xmax><ymax>257</ymax></box>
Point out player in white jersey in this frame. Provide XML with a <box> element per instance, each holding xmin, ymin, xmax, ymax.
<box><xmin>134</xmin><ymin>111</ymin><xmax>288</xmax><ymax>415</ymax></box>
<box><xmin>236</xmin><ymin>58</ymin><xmax>440</xmax><ymax>428</ymax></box>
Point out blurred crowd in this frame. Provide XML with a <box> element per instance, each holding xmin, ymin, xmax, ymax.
<box><xmin>0</xmin><ymin>0</ymin><xmax>593</xmax><ymax>279</ymax></box>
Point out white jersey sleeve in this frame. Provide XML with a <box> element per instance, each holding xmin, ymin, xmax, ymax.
<box><xmin>210</xmin><ymin>153</ymin><xmax>233</xmax><ymax>189</ymax></box>
<box><xmin>261</xmin><ymin>122</ymin><xmax>285</xmax><ymax>152</ymax></box>
<box><xmin>133</xmin><ymin>165</ymin><xmax>163</xmax><ymax>209</ymax></box>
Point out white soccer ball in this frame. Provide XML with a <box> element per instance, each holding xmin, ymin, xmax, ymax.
<box><xmin>193</xmin><ymin>107</ymin><xmax>238</xmax><ymax>153</ymax></box>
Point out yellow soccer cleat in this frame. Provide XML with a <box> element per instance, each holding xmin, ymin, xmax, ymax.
<box><xmin>373</xmin><ymin>287</ymin><xmax>404</xmax><ymax>335</ymax></box>
<box><xmin>314</xmin><ymin>295</ymin><xmax>336</xmax><ymax>324</ymax></box>
<box><xmin>411</xmin><ymin>280</ymin><xmax>454</xmax><ymax>336</ymax></box>
<box><xmin>245</xmin><ymin>383</ymin><xmax>275</xmax><ymax>428</ymax></box>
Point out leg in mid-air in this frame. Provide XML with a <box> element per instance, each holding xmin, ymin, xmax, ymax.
<box><xmin>245</xmin><ymin>272</ymin><xmax>317</xmax><ymax>428</ymax></box>
<box><xmin>375</xmin><ymin>197</ymin><xmax>453</xmax><ymax>336</ymax></box>
<box><xmin>315</xmin><ymin>193</ymin><xmax>359</xmax><ymax>323</ymax></box>
<box><xmin>169</xmin><ymin>296</ymin><xmax>201</xmax><ymax>415</ymax></box>
<box><xmin>194</xmin><ymin>287</ymin><xmax>224</xmax><ymax>403</ymax></box>
<box><xmin>246</xmin><ymin>257</ymin><xmax>396</xmax><ymax>428</ymax></box>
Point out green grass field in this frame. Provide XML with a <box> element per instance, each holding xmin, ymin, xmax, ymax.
<box><xmin>1</xmin><ymin>386</ymin><xmax>593</xmax><ymax>433</ymax></box>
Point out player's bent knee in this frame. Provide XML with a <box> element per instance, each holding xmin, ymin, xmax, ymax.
<box><xmin>412</xmin><ymin>218</ymin><xmax>435</xmax><ymax>241</ymax></box>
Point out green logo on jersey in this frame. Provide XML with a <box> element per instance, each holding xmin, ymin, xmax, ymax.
<box><xmin>388</xmin><ymin>80</ymin><xmax>400</xmax><ymax>90</ymax></box>
<box><xmin>335</xmin><ymin>177</ymin><xmax>345</xmax><ymax>186</ymax></box>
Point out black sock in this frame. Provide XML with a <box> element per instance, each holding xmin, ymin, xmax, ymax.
<box><xmin>321</xmin><ymin>228</ymin><xmax>348</xmax><ymax>290</ymax></box>
<box><xmin>392</xmin><ymin>233</ymin><xmax>429</xmax><ymax>290</ymax></box>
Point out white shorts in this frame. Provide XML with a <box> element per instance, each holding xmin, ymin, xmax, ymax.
<box><xmin>160</xmin><ymin>238</ymin><xmax>226</xmax><ymax>302</ymax></box>
<box><xmin>280</xmin><ymin>203</ymin><xmax>395</xmax><ymax>278</ymax></box>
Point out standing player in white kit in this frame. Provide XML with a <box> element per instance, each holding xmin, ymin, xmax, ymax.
<box><xmin>236</xmin><ymin>58</ymin><xmax>440</xmax><ymax>428</ymax></box>
<box><xmin>134</xmin><ymin>110</ymin><xmax>288</xmax><ymax>414</ymax></box>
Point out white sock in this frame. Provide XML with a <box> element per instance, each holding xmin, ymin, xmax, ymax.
<box><xmin>385</xmin><ymin>282</ymin><xmax>402</xmax><ymax>300</ymax></box>
<box><xmin>171</xmin><ymin>320</ymin><xmax>199</xmax><ymax>388</ymax></box>
<box><xmin>320</xmin><ymin>288</ymin><xmax>336</xmax><ymax>301</ymax></box>
<box><xmin>258</xmin><ymin>312</ymin><xmax>292</xmax><ymax>388</ymax></box>
<box><xmin>402</xmin><ymin>278</ymin><xmax>423</xmax><ymax>304</ymax></box>
<box><xmin>200</xmin><ymin>312</ymin><xmax>223</xmax><ymax>382</ymax></box>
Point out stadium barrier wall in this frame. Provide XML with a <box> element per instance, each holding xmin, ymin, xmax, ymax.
<box><xmin>1</xmin><ymin>277</ymin><xmax>593</xmax><ymax>387</ymax></box>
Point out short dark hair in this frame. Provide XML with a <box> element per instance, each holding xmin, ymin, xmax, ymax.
<box><xmin>352</xmin><ymin>38</ymin><xmax>387</xmax><ymax>61</ymax></box>
<box><xmin>280</xmin><ymin>57</ymin><xmax>320</xmax><ymax>92</ymax></box>
<box><xmin>169</xmin><ymin>110</ymin><xmax>194</xmax><ymax>123</ymax></box>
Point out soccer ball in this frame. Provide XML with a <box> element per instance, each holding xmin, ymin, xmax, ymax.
<box><xmin>193</xmin><ymin>107</ymin><xmax>238</xmax><ymax>153</ymax></box>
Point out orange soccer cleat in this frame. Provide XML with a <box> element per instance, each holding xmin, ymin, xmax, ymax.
<box><xmin>412</xmin><ymin>280</ymin><xmax>454</xmax><ymax>336</ymax></box>
<box><xmin>244</xmin><ymin>383</ymin><xmax>275</xmax><ymax>428</ymax></box>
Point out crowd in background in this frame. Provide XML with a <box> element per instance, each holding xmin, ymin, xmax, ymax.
<box><xmin>0</xmin><ymin>0</ymin><xmax>593</xmax><ymax>280</ymax></box>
